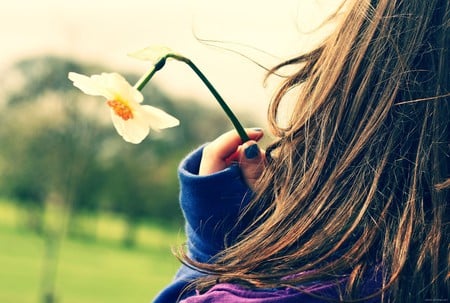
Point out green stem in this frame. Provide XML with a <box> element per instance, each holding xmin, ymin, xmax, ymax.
<box><xmin>134</xmin><ymin>54</ymin><xmax>249</xmax><ymax>143</ymax></box>
<box><xmin>134</xmin><ymin>58</ymin><xmax>166</xmax><ymax>91</ymax></box>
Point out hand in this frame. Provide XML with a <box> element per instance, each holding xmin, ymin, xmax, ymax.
<box><xmin>199</xmin><ymin>129</ymin><xmax>266</xmax><ymax>189</ymax></box>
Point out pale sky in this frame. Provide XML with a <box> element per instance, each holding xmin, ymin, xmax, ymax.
<box><xmin>0</xmin><ymin>0</ymin><xmax>340</xmax><ymax>121</ymax></box>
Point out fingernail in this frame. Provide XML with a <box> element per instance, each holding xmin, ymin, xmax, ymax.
<box><xmin>251</xmin><ymin>127</ymin><xmax>263</xmax><ymax>132</ymax></box>
<box><xmin>245</xmin><ymin>144</ymin><xmax>260</xmax><ymax>159</ymax></box>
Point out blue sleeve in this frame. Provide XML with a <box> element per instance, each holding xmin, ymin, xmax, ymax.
<box><xmin>179</xmin><ymin>145</ymin><xmax>254</xmax><ymax>263</ymax></box>
<box><xmin>152</xmin><ymin>145</ymin><xmax>254</xmax><ymax>302</ymax></box>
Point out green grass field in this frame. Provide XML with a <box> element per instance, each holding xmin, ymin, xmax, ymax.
<box><xmin>0</xmin><ymin>201</ymin><xmax>183</xmax><ymax>303</ymax></box>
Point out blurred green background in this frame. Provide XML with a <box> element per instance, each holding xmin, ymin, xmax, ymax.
<box><xmin>0</xmin><ymin>56</ymin><xmax>255</xmax><ymax>302</ymax></box>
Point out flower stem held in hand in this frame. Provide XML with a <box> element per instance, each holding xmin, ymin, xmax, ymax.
<box><xmin>135</xmin><ymin>53</ymin><xmax>250</xmax><ymax>143</ymax></box>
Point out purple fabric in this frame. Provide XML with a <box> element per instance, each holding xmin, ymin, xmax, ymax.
<box><xmin>180</xmin><ymin>278</ymin><xmax>382</xmax><ymax>303</ymax></box>
<box><xmin>181</xmin><ymin>282</ymin><xmax>341</xmax><ymax>303</ymax></box>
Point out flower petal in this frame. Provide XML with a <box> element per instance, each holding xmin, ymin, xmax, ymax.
<box><xmin>128</xmin><ymin>45</ymin><xmax>173</xmax><ymax>64</ymax></box>
<box><xmin>110</xmin><ymin>109</ymin><xmax>126</xmax><ymax>136</ymax></box>
<box><xmin>140</xmin><ymin>105</ymin><xmax>180</xmax><ymax>130</ymax></box>
<box><xmin>104</xmin><ymin>72</ymin><xmax>144</xmax><ymax>104</ymax></box>
<box><xmin>69</xmin><ymin>72</ymin><xmax>143</xmax><ymax>104</ymax></box>
<box><xmin>110</xmin><ymin>110</ymin><xmax>150</xmax><ymax>144</ymax></box>
<box><xmin>68</xmin><ymin>72</ymin><xmax>114</xmax><ymax>99</ymax></box>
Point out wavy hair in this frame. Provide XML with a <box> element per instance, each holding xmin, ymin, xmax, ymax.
<box><xmin>183</xmin><ymin>0</ymin><xmax>449</xmax><ymax>301</ymax></box>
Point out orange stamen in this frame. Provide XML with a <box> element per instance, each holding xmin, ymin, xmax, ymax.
<box><xmin>107</xmin><ymin>100</ymin><xmax>133</xmax><ymax>120</ymax></box>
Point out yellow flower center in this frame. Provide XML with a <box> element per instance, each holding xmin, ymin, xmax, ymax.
<box><xmin>107</xmin><ymin>100</ymin><xmax>134</xmax><ymax>120</ymax></box>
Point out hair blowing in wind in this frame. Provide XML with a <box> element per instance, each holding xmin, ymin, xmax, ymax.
<box><xmin>181</xmin><ymin>0</ymin><xmax>449</xmax><ymax>301</ymax></box>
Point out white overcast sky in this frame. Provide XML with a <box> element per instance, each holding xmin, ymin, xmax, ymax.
<box><xmin>0</xmin><ymin>0</ymin><xmax>340</xmax><ymax>120</ymax></box>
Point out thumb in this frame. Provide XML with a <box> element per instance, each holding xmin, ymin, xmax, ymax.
<box><xmin>239</xmin><ymin>141</ymin><xmax>266</xmax><ymax>189</ymax></box>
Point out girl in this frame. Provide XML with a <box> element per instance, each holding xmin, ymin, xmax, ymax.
<box><xmin>155</xmin><ymin>0</ymin><xmax>449</xmax><ymax>301</ymax></box>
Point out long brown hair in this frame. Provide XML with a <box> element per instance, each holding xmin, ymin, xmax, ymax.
<box><xmin>183</xmin><ymin>0</ymin><xmax>449</xmax><ymax>301</ymax></box>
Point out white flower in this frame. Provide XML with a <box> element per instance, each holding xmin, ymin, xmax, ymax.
<box><xmin>68</xmin><ymin>72</ymin><xmax>179</xmax><ymax>144</ymax></box>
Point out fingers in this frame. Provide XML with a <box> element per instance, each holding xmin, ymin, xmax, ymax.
<box><xmin>199</xmin><ymin>128</ymin><xmax>264</xmax><ymax>176</ymax></box>
<box><xmin>239</xmin><ymin>141</ymin><xmax>266</xmax><ymax>189</ymax></box>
